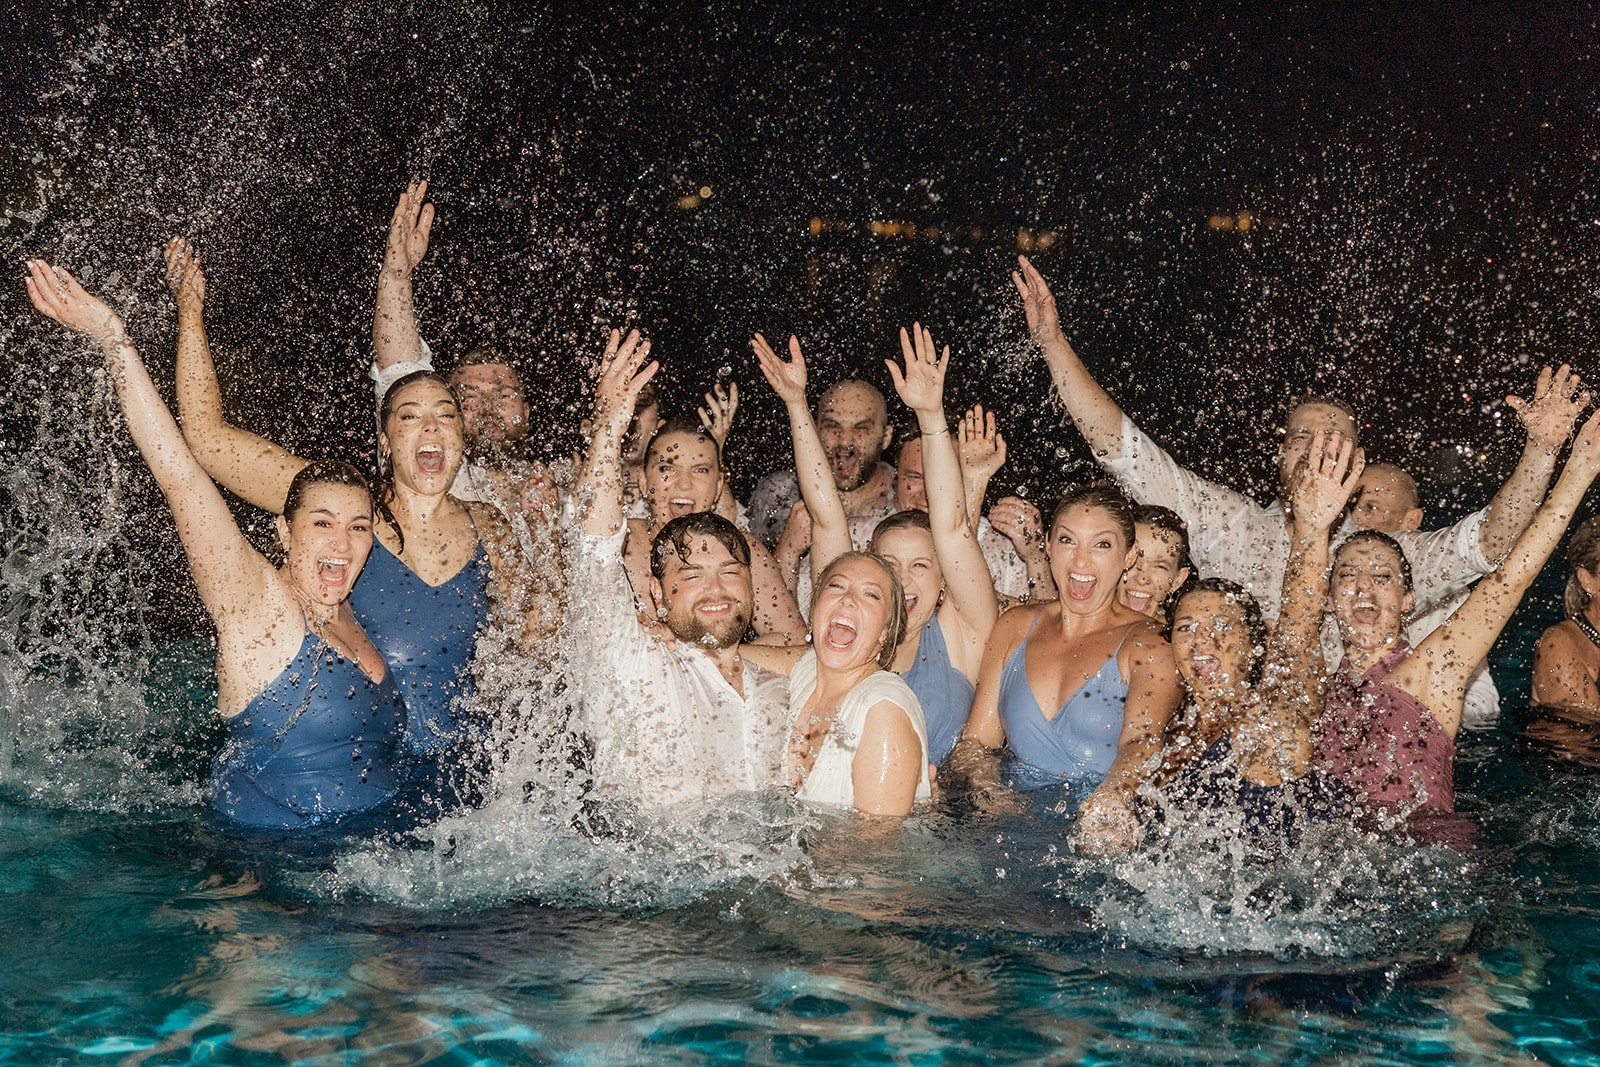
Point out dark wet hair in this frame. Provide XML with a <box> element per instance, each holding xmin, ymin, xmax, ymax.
<box><xmin>1286</xmin><ymin>394</ymin><xmax>1361</xmax><ymax>446</ymax></box>
<box><xmin>283</xmin><ymin>460</ymin><xmax>373</xmax><ymax>520</ymax></box>
<box><xmin>1332</xmin><ymin>529</ymin><xmax>1414</xmax><ymax>595</ymax></box>
<box><xmin>1049</xmin><ymin>483</ymin><xmax>1136</xmax><ymax>552</ymax></box>
<box><xmin>891</xmin><ymin>428</ymin><xmax>922</xmax><ymax>467</ymax></box>
<box><xmin>376</xmin><ymin>370</ymin><xmax>458</xmax><ymax>555</ymax></box>
<box><xmin>649</xmin><ymin>512</ymin><xmax>752</xmax><ymax>581</ymax></box>
<box><xmin>643</xmin><ymin>418</ymin><xmax>722</xmax><ymax>468</ymax></box>
<box><xmin>449</xmin><ymin>345</ymin><xmax>520</xmax><ymax>379</ymax></box>
<box><xmin>1132</xmin><ymin>504</ymin><xmax>1196</xmax><ymax>619</ymax></box>
<box><xmin>1168</xmin><ymin>577</ymin><xmax>1268</xmax><ymax>687</ymax></box>
<box><xmin>1564</xmin><ymin>516</ymin><xmax>1600</xmax><ymax>617</ymax></box>
<box><xmin>869</xmin><ymin>508</ymin><xmax>932</xmax><ymax>550</ymax></box>
<box><xmin>810</xmin><ymin>550</ymin><xmax>909</xmax><ymax>670</ymax></box>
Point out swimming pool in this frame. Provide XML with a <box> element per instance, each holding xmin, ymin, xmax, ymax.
<box><xmin>2</xmin><ymin>637</ymin><xmax>1596</xmax><ymax>1065</ymax></box>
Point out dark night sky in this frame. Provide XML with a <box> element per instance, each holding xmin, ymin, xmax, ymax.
<box><xmin>2</xmin><ymin>1</ymin><xmax>1598</xmax><ymax>649</ymax></box>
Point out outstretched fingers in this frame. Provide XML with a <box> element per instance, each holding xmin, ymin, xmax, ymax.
<box><xmin>752</xmin><ymin>332</ymin><xmax>807</xmax><ymax>405</ymax></box>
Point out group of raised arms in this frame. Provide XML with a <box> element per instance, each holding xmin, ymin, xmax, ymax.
<box><xmin>23</xmin><ymin>180</ymin><xmax>1600</xmax><ymax>847</ymax></box>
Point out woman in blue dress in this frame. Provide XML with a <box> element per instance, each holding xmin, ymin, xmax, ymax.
<box><xmin>25</xmin><ymin>259</ymin><xmax>407</xmax><ymax>831</ymax></box>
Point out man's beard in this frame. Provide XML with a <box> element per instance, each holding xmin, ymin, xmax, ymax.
<box><xmin>668</xmin><ymin>602</ymin><xmax>752</xmax><ymax>649</ymax></box>
<box><xmin>464</xmin><ymin>418</ymin><xmax>528</xmax><ymax>461</ymax></box>
<box><xmin>827</xmin><ymin>447</ymin><xmax>880</xmax><ymax>493</ymax></box>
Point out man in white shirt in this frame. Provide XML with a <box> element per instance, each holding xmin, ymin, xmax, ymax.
<box><xmin>573</xmin><ymin>329</ymin><xmax>790</xmax><ymax>806</ymax></box>
<box><xmin>1011</xmin><ymin>255</ymin><xmax>1585</xmax><ymax>640</ymax></box>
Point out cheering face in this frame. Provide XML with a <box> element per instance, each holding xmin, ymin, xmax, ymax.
<box><xmin>450</xmin><ymin>363</ymin><xmax>530</xmax><ymax>448</ymax></box>
<box><xmin>380</xmin><ymin>379</ymin><xmax>465</xmax><ymax>495</ymax></box>
<box><xmin>1048</xmin><ymin>505</ymin><xmax>1136</xmax><ymax>616</ymax></box>
<box><xmin>645</xmin><ymin>431</ymin><xmax>723</xmax><ymax>525</ymax></box>
<box><xmin>1119</xmin><ymin>522</ymin><xmax>1190</xmax><ymax>620</ymax></box>
<box><xmin>276</xmin><ymin>483</ymin><xmax>376</xmax><ymax>607</ymax></box>
<box><xmin>874</xmin><ymin>525</ymin><xmax>943</xmax><ymax>634</ymax></box>
<box><xmin>1330</xmin><ymin>540</ymin><xmax>1415</xmax><ymax>653</ymax></box>
<box><xmin>811</xmin><ymin>556</ymin><xmax>896</xmax><ymax>672</ymax></box>
<box><xmin>1278</xmin><ymin>402</ymin><xmax>1357</xmax><ymax>497</ymax></box>
<box><xmin>1170</xmin><ymin>590</ymin><xmax>1254</xmax><ymax>697</ymax></box>
<box><xmin>817</xmin><ymin>382</ymin><xmax>891</xmax><ymax>493</ymax></box>
<box><xmin>651</xmin><ymin>535</ymin><xmax>754</xmax><ymax>649</ymax></box>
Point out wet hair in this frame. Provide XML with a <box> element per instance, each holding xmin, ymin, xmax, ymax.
<box><xmin>869</xmin><ymin>507</ymin><xmax>932</xmax><ymax>550</ymax></box>
<box><xmin>649</xmin><ymin>512</ymin><xmax>752</xmax><ymax>581</ymax></box>
<box><xmin>449</xmin><ymin>345</ymin><xmax>522</xmax><ymax>383</ymax></box>
<box><xmin>376</xmin><ymin>370</ymin><xmax>458</xmax><ymax>555</ymax></box>
<box><xmin>1332</xmin><ymin>529</ymin><xmax>1414</xmax><ymax>595</ymax></box>
<box><xmin>1049</xmin><ymin>483</ymin><xmax>1136</xmax><ymax>552</ymax></box>
<box><xmin>283</xmin><ymin>460</ymin><xmax>373</xmax><ymax>520</ymax></box>
<box><xmin>1564</xmin><ymin>516</ymin><xmax>1600</xmax><ymax>617</ymax></box>
<box><xmin>1132</xmin><ymin>504</ymin><xmax>1196</xmax><ymax>617</ymax></box>
<box><xmin>643</xmin><ymin>418</ymin><xmax>723</xmax><ymax>468</ymax></box>
<box><xmin>810</xmin><ymin>551</ymin><xmax>909</xmax><ymax>670</ymax></box>
<box><xmin>1286</xmin><ymin>394</ymin><xmax>1362</xmax><ymax>446</ymax></box>
<box><xmin>1168</xmin><ymin>578</ymin><xmax>1268</xmax><ymax>687</ymax></box>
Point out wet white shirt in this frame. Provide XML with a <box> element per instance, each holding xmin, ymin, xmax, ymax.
<box><xmin>572</xmin><ymin>531</ymin><xmax>791</xmax><ymax>806</ymax></box>
<box><xmin>787</xmin><ymin>651</ymin><xmax>931</xmax><ymax>810</ymax></box>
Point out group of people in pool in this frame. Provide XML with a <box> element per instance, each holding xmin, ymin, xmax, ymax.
<box><xmin>22</xmin><ymin>181</ymin><xmax>1600</xmax><ymax>847</ymax></box>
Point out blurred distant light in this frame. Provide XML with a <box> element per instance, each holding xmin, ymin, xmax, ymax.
<box><xmin>676</xmin><ymin>193</ymin><xmax>703</xmax><ymax>210</ymax></box>
<box><xmin>1208</xmin><ymin>214</ymin><xmax>1234</xmax><ymax>230</ymax></box>
<box><xmin>699</xmin><ymin>185</ymin><xmax>713</xmax><ymax>199</ymax></box>
<box><xmin>923</xmin><ymin>225</ymin><xmax>940</xmax><ymax>240</ymax></box>
<box><xmin>1236</xmin><ymin>211</ymin><xmax>1253</xmax><ymax>231</ymax></box>
<box><xmin>809</xmin><ymin>217</ymin><xmax>823</xmax><ymax>236</ymax></box>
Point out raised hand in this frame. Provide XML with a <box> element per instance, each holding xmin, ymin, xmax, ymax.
<box><xmin>593</xmin><ymin>328</ymin><xmax>657</xmax><ymax>432</ymax></box>
<box><xmin>958</xmin><ymin>404</ymin><xmax>1006</xmax><ymax>483</ymax></box>
<box><xmin>384</xmin><ymin>179</ymin><xmax>435</xmax><ymax>277</ymax></box>
<box><xmin>752</xmin><ymin>333</ymin><xmax>808</xmax><ymax>408</ymax></box>
<box><xmin>988</xmin><ymin>495</ymin><xmax>1044</xmax><ymax>556</ymax></box>
<box><xmin>697</xmin><ymin>381</ymin><xmax>740</xmax><ymax>450</ymax></box>
<box><xmin>1289</xmin><ymin>430</ymin><xmax>1365</xmax><ymax>534</ymax></box>
<box><xmin>24</xmin><ymin>260</ymin><xmax>127</xmax><ymax>345</ymax></box>
<box><xmin>163</xmin><ymin>236</ymin><xmax>206</xmax><ymax>315</ymax></box>
<box><xmin>1562</xmin><ymin>407</ymin><xmax>1600</xmax><ymax>481</ymax></box>
<box><xmin>1010</xmin><ymin>254</ymin><xmax>1066</xmax><ymax>348</ymax></box>
<box><xmin>1507</xmin><ymin>364</ymin><xmax>1591</xmax><ymax>455</ymax></box>
<box><xmin>886</xmin><ymin>322</ymin><xmax>949</xmax><ymax>417</ymax></box>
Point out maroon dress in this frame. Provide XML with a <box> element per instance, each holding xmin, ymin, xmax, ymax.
<box><xmin>1315</xmin><ymin>641</ymin><xmax>1457</xmax><ymax>814</ymax></box>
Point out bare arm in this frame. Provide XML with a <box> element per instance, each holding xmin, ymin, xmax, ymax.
<box><xmin>1532</xmin><ymin>624</ymin><xmax>1600</xmax><ymax>717</ymax></box>
<box><xmin>577</xmin><ymin>330</ymin><xmax>657</xmax><ymax>537</ymax></box>
<box><xmin>957</xmin><ymin>404</ymin><xmax>1005</xmax><ymax>534</ymax></box>
<box><xmin>745</xmin><ymin>539</ymin><xmax>807</xmax><ymax>645</ymax></box>
<box><xmin>1475</xmin><ymin>365</ymin><xmax>1589</xmax><ymax>563</ymax></box>
<box><xmin>887</xmin><ymin>325</ymin><xmax>998</xmax><ymax>671</ymax></box>
<box><xmin>1013</xmin><ymin>255</ymin><xmax>1127</xmax><ymax>460</ymax></box>
<box><xmin>753</xmin><ymin>333</ymin><xmax>850</xmax><ymax>581</ymax></box>
<box><xmin>944</xmin><ymin>605</ymin><xmax>1035</xmax><ymax>790</ymax></box>
<box><xmin>373</xmin><ymin>180</ymin><xmax>435</xmax><ymax>372</ymax></box>
<box><xmin>164</xmin><ymin>237</ymin><xmax>307</xmax><ymax>513</ymax></box>
<box><xmin>698</xmin><ymin>382</ymin><xmax>742</xmax><ymax>522</ymax></box>
<box><xmin>1400</xmin><ymin>407</ymin><xmax>1600</xmax><ymax>736</ymax></box>
<box><xmin>26</xmin><ymin>261</ymin><xmax>271</xmax><ymax>621</ymax></box>
<box><xmin>850</xmin><ymin>699</ymin><xmax>924</xmax><ymax>816</ymax></box>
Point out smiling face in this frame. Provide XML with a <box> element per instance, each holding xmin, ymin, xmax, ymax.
<box><xmin>1119</xmin><ymin>521</ymin><xmax>1191</xmax><ymax>620</ymax></box>
<box><xmin>873</xmin><ymin>524</ymin><xmax>943</xmax><ymax>634</ymax></box>
<box><xmin>811</xmin><ymin>554</ymin><xmax>900</xmax><ymax>671</ymax></box>
<box><xmin>644</xmin><ymin>430</ymin><xmax>723</xmax><ymax>527</ymax></box>
<box><xmin>1279</xmin><ymin>401</ymin><xmax>1358</xmax><ymax>496</ymax></box>
<box><xmin>1048</xmin><ymin>504</ymin><xmax>1137</xmax><ymax>616</ymax></box>
<box><xmin>449</xmin><ymin>361</ymin><xmax>529</xmax><ymax>450</ymax></box>
<box><xmin>276</xmin><ymin>482</ymin><xmax>375</xmax><ymax>607</ymax></box>
<box><xmin>1170</xmin><ymin>589</ymin><xmax>1256</xmax><ymax>698</ymax></box>
<box><xmin>1330</xmin><ymin>538</ymin><xmax>1415</xmax><ymax>655</ymax></box>
<box><xmin>649</xmin><ymin>534</ymin><xmax>754</xmax><ymax>649</ymax></box>
<box><xmin>817</xmin><ymin>381</ymin><xmax>891</xmax><ymax>493</ymax></box>
<box><xmin>380</xmin><ymin>378</ymin><xmax>465</xmax><ymax>494</ymax></box>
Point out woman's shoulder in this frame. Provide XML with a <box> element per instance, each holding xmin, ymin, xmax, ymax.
<box><xmin>1536</xmin><ymin>618</ymin><xmax>1591</xmax><ymax>658</ymax></box>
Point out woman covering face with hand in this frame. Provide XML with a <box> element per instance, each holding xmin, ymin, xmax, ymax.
<box><xmin>25</xmin><ymin>260</ymin><xmax>408</xmax><ymax>832</ymax></box>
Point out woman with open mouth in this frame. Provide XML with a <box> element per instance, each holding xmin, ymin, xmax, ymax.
<box><xmin>1321</xmin><ymin>404</ymin><xmax>1600</xmax><ymax>824</ymax></box>
<box><xmin>746</xmin><ymin>333</ymin><xmax>931</xmax><ymax>816</ymax></box>
<box><xmin>1118</xmin><ymin>505</ymin><xmax>1194</xmax><ymax>624</ymax></box>
<box><xmin>160</xmin><ymin>237</ymin><xmax>547</xmax><ymax>813</ymax></box>
<box><xmin>25</xmin><ymin>260</ymin><xmax>408</xmax><ymax>832</ymax></box>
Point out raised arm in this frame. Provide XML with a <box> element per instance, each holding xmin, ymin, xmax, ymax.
<box><xmin>26</xmin><ymin>260</ymin><xmax>270</xmax><ymax>618</ymax></box>
<box><xmin>373</xmin><ymin>180</ymin><xmax>435</xmax><ymax>375</ymax></box>
<box><xmin>698</xmin><ymin>381</ymin><xmax>742</xmax><ymax>523</ymax></box>
<box><xmin>1013</xmin><ymin>255</ymin><xmax>1127</xmax><ymax>460</ymax></box>
<box><xmin>164</xmin><ymin>238</ymin><xmax>307</xmax><ymax>513</ymax></box>
<box><xmin>1243</xmin><ymin>431</ymin><xmax>1363</xmax><ymax>778</ymax></box>
<box><xmin>577</xmin><ymin>329</ymin><xmax>657</xmax><ymax>537</ymax></box>
<box><xmin>1401</xmin><ymin>407</ymin><xmax>1600</xmax><ymax>736</ymax></box>
<box><xmin>1474</xmin><ymin>365</ymin><xmax>1589</xmax><ymax>563</ymax></box>
<box><xmin>887</xmin><ymin>325</ymin><xmax>998</xmax><ymax>646</ymax></box>
<box><xmin>753</xmin><ymin>333</ymin><xmax>850</xmax><ymax>581</ymax></box>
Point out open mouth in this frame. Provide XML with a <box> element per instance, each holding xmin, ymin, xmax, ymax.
<box><xmin>416</xmin><ymin>444</ymin><xmax>447</xmax><ymax>476</ymax></box>
<box><xmin>1122</xmin><ymin>589</ymin><xmax>1154</xmax><ymax>614</ymax></box>
<box><xmin>667</xmin><ymin>497</ymin><xmax>698</xmax><ymax>519</ymax></box>
<box><xmin>316</xmin><ymin>557</ymin><xmax>350</xmax><ymax>590</ymax></box>
<box><xmin>822</xmin><ymin>614</ymin><xmax>859</xmax><ymax>652</ymax></box>
<box><xmin>829</xmin><ymin>452</ymin><xmax>860</xmax><ymax>483</ymax></box>
<box><xmin>1066</xmin><ymin>571</ymin><xmax>1098</xmax><ymax>601</ymax></box>
<box><xmin>1188</xmin><ymin>652</ymin><xmax>1220</xmax><ymax>679</ymax></box>
<box><xmin>1349</xmin><ymin>600</ymin><xmax>1380</xmax><ymax>627</ymax></box>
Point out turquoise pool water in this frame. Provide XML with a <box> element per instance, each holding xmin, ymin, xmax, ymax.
<box><xmin>1</xmin><ymin>640</ymin><xmax>1597</xmax><ymax>1064</ymax></box>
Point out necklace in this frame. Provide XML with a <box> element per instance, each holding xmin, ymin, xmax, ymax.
<box><xmin>1572</xmin><ymin>612</ymin><xmax>1600</xmax><ymax>651</ymax></box>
